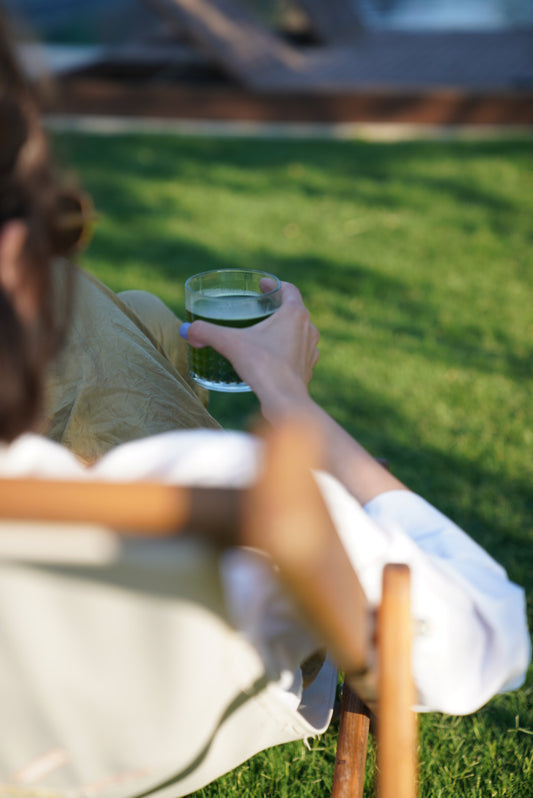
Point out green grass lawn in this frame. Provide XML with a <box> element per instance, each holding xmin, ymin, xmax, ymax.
<box><xmin>53</xmin><ymin>129</ymin><xmax>532</xmax><ymax>797</ymax></box>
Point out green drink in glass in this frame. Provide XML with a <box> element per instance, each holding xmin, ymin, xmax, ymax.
<box><xmin>185</xmin><ymin>269</ymin><xmax>282</xmax><ymax>392</ymax></box>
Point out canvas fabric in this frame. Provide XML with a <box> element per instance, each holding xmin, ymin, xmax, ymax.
<box><xmin>0</xmin><ymin>523</ymin><xmax>336</xmax><ymax>798</ymax></box>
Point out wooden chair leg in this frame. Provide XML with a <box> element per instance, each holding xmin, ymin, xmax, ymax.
<box><xmin>331</xmin><ymin>683</ymin><xmax>371</xmax><ymax>798</ymax></box>
<box><xmin>378</xmin><ymin>564</ymin><xmax>417</xmax><ymax>798</ymax></box>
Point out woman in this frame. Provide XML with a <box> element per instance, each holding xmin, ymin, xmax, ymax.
<box><xmin>0</xmin><ymin>11</ymin><xmax>530</xmax><ymax>797</ymax></box>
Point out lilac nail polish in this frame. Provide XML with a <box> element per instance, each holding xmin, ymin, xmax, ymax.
<box><xmin>179</xmin><ymin>322</ymin><xmax>191</xmax><ymax>340</ymax></box>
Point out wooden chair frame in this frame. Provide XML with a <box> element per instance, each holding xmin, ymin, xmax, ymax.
<box><xmin>0</xmin><ymin>421</ymin><xmax>416</xmax><ymax>797</ymax></box>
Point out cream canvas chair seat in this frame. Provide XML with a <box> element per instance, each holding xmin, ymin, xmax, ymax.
<box><xmin>0</xmin><ymin>421</ymin><xmax>416</xmax><ymax>798</ymax></box>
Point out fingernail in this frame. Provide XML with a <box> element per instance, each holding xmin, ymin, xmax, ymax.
<box><xmin>179</xmin><ymin>322</ymin><xmax>191</xmax><ymax>340</ymax></box>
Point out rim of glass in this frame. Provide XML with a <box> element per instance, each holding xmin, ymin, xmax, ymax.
<box><xmin>185</xmin><ymin>268</ymin><xmax>281</xmax><ymax>298</ymax></box>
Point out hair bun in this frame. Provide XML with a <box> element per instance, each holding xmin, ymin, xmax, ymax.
<box><xmin>48</xmin><ymin>189</ymin><xmax>94</xmax><ymax>256</ymax></box>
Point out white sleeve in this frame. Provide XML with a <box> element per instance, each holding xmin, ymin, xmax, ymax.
<box><xmin>316</xmin><ymin>476</ymin><xmax>530</xmax><ymax>715</ymax></box>
<box><xmin>0</xmin><ymin>434</ymin><xmax>87</xmax><ymax>477</ymax></box>
<box><xmin>4</xmin><ymin>433</ymin><xmax>528</xmax><ymax>717</ymax></box>
<box><xmin>91</xmin><ymin>428</ymin><xmax>261</xmax><ymax>486</ymax></box>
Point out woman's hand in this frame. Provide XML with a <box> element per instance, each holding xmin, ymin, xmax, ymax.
<box><xmin>181</xmin><ymin>279</ymin><xmax>404</xmax><ymax>502</ymax></box>
<box><xmin>181</xmin><ymin>282</ymin><xmax>320</xmax><ymax>422</ymax></box>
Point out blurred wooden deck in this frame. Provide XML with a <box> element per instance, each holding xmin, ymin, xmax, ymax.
<box><xmin>44</xmin><ymin>20</ymin><xmax>533</xmax><ymax>125</ymax></box>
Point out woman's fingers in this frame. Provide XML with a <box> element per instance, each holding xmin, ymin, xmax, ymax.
<box><xmin>279</xmin><ymin>280</ymin><xmax>304</xmax><ymax>306</ymax></box>
<box><xmin>259</xmin><ymin>276</ymin><xmax>278</xmax><ymax>294</ymax></box>
<box><xmin>311</xmin><ymin>341</ymin><xmax>320</xmax><ymax>367</ymax></box>
<box><xmin>179</xmin><ymin>280</ymin><xmax>320</xmax><ymax>413</ymax></box>
<box><xmin>180</xmin><ymin>319</ymin><xmax>237</xmax><ymax>353</ymax></box>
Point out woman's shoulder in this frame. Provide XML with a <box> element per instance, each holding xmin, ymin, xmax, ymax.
<box><xmin>93</xmin><ymin>428</ymin><xmax>261</xmax><ymax>486</ymax></box>
<box><xmin>0</xmin><ymin>428</ymin><xmax>262</xmax><ymax>486</ymax></box>
<box><xmin>0</xmin><ymin>433</ymin><xmax>86</xmax><ymax>477</ymax></box>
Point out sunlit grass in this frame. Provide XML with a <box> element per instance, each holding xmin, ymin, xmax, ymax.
<box><xmin>53</xmin><ymin>130</ymin><xmax>533</xmax><ymax>797</ymax></box>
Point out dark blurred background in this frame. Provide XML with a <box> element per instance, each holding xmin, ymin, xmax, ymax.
<box><xmin>5</xmin><ymin>1</ymin><xmax>533</xmax><ymax>124</ymax></box>
<box><xmin>4</xmin><ymin>1</ymin><xmax>533</xmax><ymax>45</ymax></box>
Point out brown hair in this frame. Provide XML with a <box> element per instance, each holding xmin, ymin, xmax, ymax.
<box><xmin>0</xmin><ymin>6</ymin><xmax>84</xmax><ymax>441</ymax></box>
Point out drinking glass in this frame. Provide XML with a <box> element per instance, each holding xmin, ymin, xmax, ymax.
<box><xmin>185</xmin><ymin>269</ymin><xmax>282</xmax><ymax>392</ymax></box>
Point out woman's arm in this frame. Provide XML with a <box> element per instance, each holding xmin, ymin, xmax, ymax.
<box><xmin>182</xmin><ymin>280</ymin><xmax>531</xmax><ymax>713</ymax></box>
<box><xmin>182</xmin><ymin>281</ymin><xmax>405</xmax><ymax>505</ymax></box>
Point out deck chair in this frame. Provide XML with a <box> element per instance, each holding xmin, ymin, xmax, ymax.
<box><xmin>138</xmin><ymin>0</ymin><xmax>533</xmax><ymax>92</ymax></box>
<box><xmin>0</xmin><ymin>420</ymin><xmax>416</xmax><ymax>798</ymax></box>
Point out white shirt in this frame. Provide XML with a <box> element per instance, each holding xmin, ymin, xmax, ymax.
<box><xmin>1</xmin><ymin>430</ymin><xmax>529</xmax><ymax>718</ymax></box>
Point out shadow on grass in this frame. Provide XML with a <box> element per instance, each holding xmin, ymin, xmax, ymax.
<box><xmin>59</xmin><ymin>133</ymin><xmax>531</xmax><ymax>375</ymax></box>
<box><xmin>62</xmin><ymin>129</ymin><xmax>532</xmax><ymax>602</ymax></box>
<box><xmin>55</xmin><ymin>134</ymin><xmax>532</xmax><ymax>210</ymax></box>
<box><xmin>85</xmin><ymin>218</ymin><xmax>532</xmax><ymax>383</ymax></box>
<box><xmin>32</xmin><ymin>132</ymin><xmax>532</xmax><ymax>798</ymax></box>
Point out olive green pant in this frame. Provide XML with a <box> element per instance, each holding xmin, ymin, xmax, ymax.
<box><xmin>45</xmin><ymin>264</ymin><xmax>220</xmax><ymax>464</ymax></box>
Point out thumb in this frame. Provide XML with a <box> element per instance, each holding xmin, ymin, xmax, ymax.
<box><xmin>180</xmin><ymin>319</ymin><xmax>235</xmax><ymax>350</ymax></box>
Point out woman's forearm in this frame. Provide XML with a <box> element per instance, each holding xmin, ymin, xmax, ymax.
<box><xmin>184</xmin><ymin>282</ymin><xmax>407</xmax><ymax>506</ymax></box>
<box><xmin>261</xmin><ymin>392</ymin><xmax>407</xmax><ymax>506</ymax></box>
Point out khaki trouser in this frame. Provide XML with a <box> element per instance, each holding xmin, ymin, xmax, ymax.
<box><xmin>44</xmin><ymin>263</ymin><xmax>220</xmax><ymax>464</ymax></box>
